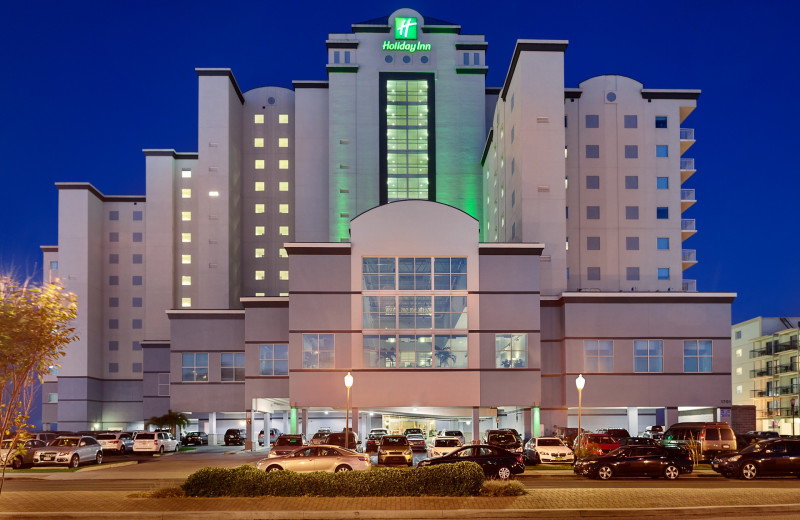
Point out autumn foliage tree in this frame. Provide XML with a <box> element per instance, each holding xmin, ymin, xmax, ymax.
<box><xmin>0</xmin><ymin>276</ymin><xmax>77</xmax><ymax>489</ymax></box>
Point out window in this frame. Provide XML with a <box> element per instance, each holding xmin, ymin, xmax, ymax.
<box><xmin>253</xmin><ymin>137</ymin><xmax>264</xmax><ymax>148</ymax></box>
<box><xmin>398</xmin><ymin>335</ymin><xmax>433</xmax><ymax>368</ymax></box>
<box><xmin>48</xmin><ymin>393</ymin><xmax>58</xmax><ymax>403</ymax></box>
<box><xmin>279</xmin><ymin>271</ymin><xmax>289</xmax><ymax>280</ymax></box>
<box><xmin>397</xmin><ymin>257</ymin><xmax>431</xmax><ymax>290</ymax></box>
<box><xmin>624</xmin><ymin>145</ymin><xmax>638</xmax><ymax>159</ymax></box>
<box><xmin>181</xmin><ymin>353</ymin><xmax>208</xmax><ymax>381</ymax></box>
<box><xmin>435</xmin><ymin>334</ymin><xmax>467</xmax><ymax>367</ymax></box>
<box><xmin>109</xmin><ymin>363</ymin><xmax>119</xmax><ymax>373</ymax></box>
<box><xmin>255</xmin><ymin>159</ymin><xmax>265</xmax><ymax>169</ymax></box>
<box><xmin>133</xmin><ymin>254</ymin><xmax>143</xmax><ymax>264</ymax></box>
<box><xmin>333</xmin><ymin>50</ymin><xmax>340</xmax><ymax>63</ymax></box>
<box><xmin>109</xmin><ymin>254</ymin><xmax>119</xmax><ymax>264</ymax></box>
<box><xmin>181</xmin><ymin>169</ymin><xmax>192</xmax><ymax>178</ymax></box>
<box><xmin>279</xmin><ymin>160</ymin><xmax>289</xmax><ymax>169</ymax></box>
<box><xmin>109</xmin><ymin>340</ymin><xmax>119</xmax><ymax>351</ymax></box>
<box><xmin>254</xmin><ymin>203</ymin><xmax>265</xmax><ymax>214</ymax></box>
<box><xmin>463</xmin><ymin>52</ymin><xmax>469</xmax><ymax>65</ymax></box>
<box><xmin>279</xmin><ymin>204</ymin><xmax>289</xmax><ymax>213</ymax></box>
<box><xmin>303</xmin><ymin>334</ymin><xmax>334</xmax><ymax>368</ymax></box>
<box><xmin>657</xmin><ymin>177</ymin><xmax>669</xmax><ymax>189</ymax></box>
<box><xmin>586</xmin><ymin>145</ymin><xmax>600</xmax><ymax>158</ymax></box>
<box><xmin>626</xmin><ymin>237</ymin><xmax>639</xmax><ymax>250</ymax></box>
<box><xmin>584</xmin><ymin>340</ymin><xmax>613</xmax><ymax>372</ymax></box>
<box><xmin>181</xmin><ymin>254</ymin><xmax>191</xmax><ymax>264</ymax></box>
<box><xmin>132</xmin><ymin>319</ymin><xmax>142</xmax><ymax>329</ymax></box>
<box><xmin>624</xmin><ymin>115</ymin><xmax>638</xmax><ymax>128</ymax></box>
<box><xmin>109</xmin><ymin>275</ymin><xmax>120</xmax><ymax>286</ymax></box>
<box><xmin>363</xmin><ymin>257</ymin><xmax>396</xmax><ymax>290</ymax></box>
<box><xmin>626</xmin><ymin>206</ymin><xmax>639</xmax><ymax>220</ymax></box>
<box><xmin>279</xmin><ymin>226</ymin><xmax>289</xmax><ymax>236</ymax></box>
<box><xmin>133</xmin><ymin>363</ymin><xmax>142</xmax><ymax>373</ymax></box>
<box><xmin>181</xmin><ymin>297</ymin><xmax>191</xmax><ymax>308</ymax></box>
<box><xmin>221</xmin><ymin>352</ymin><xmax>245</xmax><ymax>382</ymax></box>
<box><xmin>363</xmin><ymin>335</ymin><xmax>398</xmax><ymax>368</ymax></box>
<box><xmin>735</xmin><ymin>330</ymin><xmax>742</xmax><ymax>340</ymax></box>
<box><xmin>209</xmin><ymin>191</ymin><xmax>219</xmax><ymax>198</ymax></box>
<box><xmin>133</xmin><ymin>211</ymin><xmax>143</xmax><ymax>221</ymax></box>
<box><xmin>656</xmin><ymin>145</ymin><xmax>668</xmax><ymax>157</ymax></box>
<box><xmin>587</xmin><ymin>267</ymin><xmax>600</xmax><ymax>280</ymax></box>
<box><xmin>255</xmin><ymin>248</ymin><xmax>265</xmax><ymax>258</ymax></box>
<box><xmin>109</xmin><ymin>297</ymin><xmax>119</xmax><ymax>307</ymax></box>
<box><xmin>132</xmin><ymin>275</ymin><xmax>142</xmax><ymax>286</ymax></box>
<box><xmin>587</xmin><ymin>237</ymin><xmax>600</xmax><ymax>250</ymax></box>
<box><xmin>132</xmin><ymin>297</ymin><xmax>142</xmax><ymax>307</ymax></box>
<box><xmin>279</xmin><ymin>114</ymin><xmax>289</xmax><ymax>124</ymax></box>
<box><xmin>255</xmin><ymin>226</ymin><xmax>265</xmax><ymax>236</ymax></box>
<box><xmin>279</xmin><ymin>181</ymin><xmax>289</xmax><ymax>191</ymax></box>
<box><xmin>585</xmin><ymin>115</ymin><xmax>599</xmax><ymax>128</ymax></box>
<box><xmin>181</xmin><ymin>276</ymin><xmax>191</xmax><ymax>286</ymax></box>
<box><xmin>586</xmin><ymin>206</ymin><xmax>600</xmax><ymax>219</ymax></box>
<box><xmin>634</xmin><ymin>340</ymin><xmax>663</xmax><ymax>372</ymax></box>
<box><xmin>657</xmin><ymin>237</ymin><xmax>669</xmax><ymax>250</ymax></box>
<box><xmin>255</xmin><ymin>182</ymin><xmax>265</xmax><ymax>192</ymax></box>
<box><xmin>133</xmin><ymin>341</ymin><xmax>142</xmax><ymax>351</ymax></box>
<box><xmin>684</xmin><ymin>340</ymin><xmax>712</xmax><ymax>372</ymax></box>
<box><xmin>132</xmin><ymin>232</ymin><xmax>143</xmax><ymax>242</ymax></box>
<box><xmin>658</xmin><ymin>268</ymin><xmax>670</xmax><ymax>280</ymax></box>
<box><xmin>626</xmin><ymin>267</ymin><xmax>640</xmax><ymax>280</ymax></box>
<box><xmin>254</xmin><ymin>114</ymin><xmax>264</xmax><ymax>124</ymax></box>
<box><xmin>434</xmin><ymin>296</ymin><xmax>467</xmax><ymax>329</ymax></box>
<box><xmin>495</xmin><ymin>334</ymin><xmax>527</xmax><ymax>368</ymax></box>
<box><xmin>109</xmin><ymin>232</ymin><xmax>119</xmax><ymax>243</ymax></box>
<box><xmin>260</xmin><ymin>344</ymin><xmax>288</xmax><ymax>376</ymax></box>
<box><xmin>109</xmin><ymin>211</ymin><xmax>119</xmax><ymax>221</ymax></box>
<box><xmin>655</xmin><ymin>116</ymin><xmax>667</xmax><ymax>128</ymax></box>
<box><xmin>49</xmin><ymin>261</ymin><xmax>58</xmax><ymax>270</ymax></box>
<box><xmin>255</xmin><ymin>271</ymin><xmax>265</xmax><ymax>280</ymax></box>
<box><xmin>279</xmin><ymin>248</ymin><xmax>288</xmax><ymax>258</ymax></box>
<box><xmin>586</xmin><ymin>176</ymin><xmax>599</xmax><ymax>189</ymax></box>
<box><xmin>511</xmin><ymin>190</ymin><xmax>515</xmax><ymax>207</ymax></box>
<box><xmin>434</xmin><ymin>257</ymin><xmax>467</xmax><ymax>290</ymax></box>
<box><xmin>656</xmin><ymin>207</ymin><xmax>669</xmax><ymax>219</ymax></box>
<box><xmin>279</xmin><ymin>138</ymin><xmax>288</xmax><ymax>148</ymax></box>
<box><xmin>625</xmin><ymin>176</ymin><xmax>638</xmax><ymax>189</ymax></box>
<box><xmin>109</xmin><ymin>319</ymin><xmax>119</xmax><ymax>329</ymax></box>
<box><xmin>181</xmin><ymin>188</ymin><xmax>191</xmax><ymax>198</ymax></box>
<box><xmin>473</xmin><ymin>52</ymin><xmax>479</xmax><ymax>65</ymax></box>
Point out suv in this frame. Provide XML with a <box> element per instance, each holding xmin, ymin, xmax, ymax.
<box><xmin>133</xmin><ymin>432</ymin><xmax>180</xmax><ymax>454</ymax></box>
<box><xmin>224</xmin><ymin>428</ymin><xmax>246</xmax><ymax>446</ymax></box>
<box><xmin>662</xmin><ymin>422</ymin><xmax>736</xmax><ymax>460</ymax></box>
<box><xmin>268</xmin><ymin>434</ymin><xmax>306</xmax><ymax>457</ymax></box>
<box><xmin>258</xmin><ymin>428</ymin><xmax>282</xmax><ymax>447</ymax></box>
<box><xmin>326</xmin><ymin>430</ymin><xmax>360</xmax><ymax>451</ymax></box>
<box><xmin>597</xmin><ymin>428</ymin><xmax>630</xmax><ymax>442</ymax></box>
<box><xmin>642</xmin><ymin>425</ymin><xmax>665</xmax><ymax>440</ymax></box>
<box><xmin>485</xmin><ymin>429</ymin><xmax>523</xmax><ymax>454</ymax></box>
<box><xmin>403</xmin><ymin>428</ymin><xmax>424</xmax><ymax>437</ymax></box>
<box><xmin>96</xmin><ymin>432</ymin><xmax>134</xmax><ymax>454</ymax></box>
<box><xmin>377</xmin><ymin>435</ymin><xmax>413</xmax><ymax>466</ymax></box>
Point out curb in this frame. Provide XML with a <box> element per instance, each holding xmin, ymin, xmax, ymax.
<box><xmin>76</xmin><ymin>461</ymin><xmax>139</xmax><ymax>473</ymax></box>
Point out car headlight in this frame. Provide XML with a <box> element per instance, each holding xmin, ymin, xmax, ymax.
<box><xmin>59</xmin><ymin>451</ymin><xmax>70</xmax><ymax>456</ymax></box>
<box><xmin>726</xmin><ymin>455</ymin><xmax>741</xmax><ymax>462</ymax></box>
<box><xmin>404</xmin><ymin>449</ymin><xmax>412</xmax><ymax>455</ymax></box>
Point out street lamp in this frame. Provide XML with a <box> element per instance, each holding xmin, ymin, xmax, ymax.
<box><xmin>576</xmin><ymin>374</ymin><xmax>585</xmax><ymax>456</ymax></box>
<box><xmin>791</xmin><ymin>398</ymin><xmax>796</xmax><ymax>437</ymax></box>
<box><xmin>344</xmin><ymin>372</ymin><xmax>354</xmax><ymax>450</ymax></box>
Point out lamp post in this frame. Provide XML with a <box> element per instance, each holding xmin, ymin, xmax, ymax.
<box><xmin>344</xmin><ymin>372</ymin><xmax>354</xmax><ymax>450</ymax></box>
<box><xmin>576</xmin><ymin>374</ymin><xmax>585</xmax><ymax>457</ymax></box>
<box><xmin>791</xmin><ymin>397</ymin><xmax>796</xmax><ymax>437</ymax></box>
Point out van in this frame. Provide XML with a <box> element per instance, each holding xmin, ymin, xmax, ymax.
<box><xmin>662</xmin><ymin>422</ymin><xmax>736</xmax><ymax>460</ymax></box>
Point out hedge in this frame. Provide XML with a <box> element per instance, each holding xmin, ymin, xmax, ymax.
<box><xmin>182</xmin><ymin>461</ymin><xmax>484</xmax><ymax>497</ymax></box>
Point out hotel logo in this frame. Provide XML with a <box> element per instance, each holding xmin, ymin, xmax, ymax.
<box><xmin>395</xmin><ymin>17</ymin><xmax>418</xmax><ymax>40</ymax></box>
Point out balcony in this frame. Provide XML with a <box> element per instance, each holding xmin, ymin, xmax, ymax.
<box><xmin>682</xmin><ymin>279</ymin><xmax>696</xmax><ymax>292</ymax></box>
<box><xmin>681</xmin><ymin>219</ymin><xmax>697</xmax><ymax>241</ymax></box>
<box><xmin>680</xmin><ymin>157</ymin><xmax>696</xmax><ymax>183</ymax></box>
<box><xmin>682</xmin><ymin>249</ymin><xmax>697</xmax><ymax>271</ymax></box>
<box><xmin>749</xmin><ymin>363</ymin><xmax>799</xmax><ymax>379</ymax></box>
<box><xmin>681</xmin><ymin>188</ymin><xmax>696</xmax><ymax>212</ymax></box>
<box><xmin>751</xmin><ymin>385</ymin><xmax>798</xmax><ymax>398</ymax></box>
<box><xmin>680</xmin><ymin>128</ymin><xmax>695</xmax><ymax>155</ymax></box>
<box><xmin>750</xmin><ymin>341</ymin><xmax>799</xmax><ymax>359</ymax></box>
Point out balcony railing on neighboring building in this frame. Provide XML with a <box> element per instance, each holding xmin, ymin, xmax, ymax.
<box><xmin>750</xmin><ymin>338</ymin><xmax>800</xmax><ymax>358</ymax></box>
<box><xmin>749</xmin><ymin>362</ymin><xmax>799</xmax><ymax>378</ymax></box>
<box><xmin>682</xmin><ymin>279</ymin><xmax>697</xmax><ymax>292</ymax></box>
<box><xmin>751</xmin><ymin>385</ymin><xmax>800</xmax><ymax>398</ymax></box>
<box><xmin>681</xmin><ymin>219</ymin><xmax>696</xmax><ymax>231</ymax></box>
<box><xmin>680</xmin><ymin>128</ymin><xmax>695</xmax><ymax>140</ymax></box>
<box><xmin>681</xmin><ymin>189</ymin><xmax>695</xmax><ymax>200</ymax></box>
<box><xmin>758</xmin><ymin>407</ymin><xmax>800</xmax><ymax>419</ymax></box>
<box><xmin>682</xmin><ymin>249</ymin><xmax>697</xmax><ymax>262</ymax></box>
<box><xmin>680</xmin><ymin>158</ymin><xmax>695</xmax><ymax>170</ymax></box>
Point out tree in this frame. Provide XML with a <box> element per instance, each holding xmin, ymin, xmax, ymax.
<box><xmin>0</xmin><ymin>276</ymin><xmax>77</xmax><ymax>493</ymax></box>
<box><xmin>146</xmin><ymin>409</ymin><xmax>190</xmax><ymax>438</ymax></box>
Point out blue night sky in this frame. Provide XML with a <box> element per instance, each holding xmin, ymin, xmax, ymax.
<box><xmin>1</xmin><ymin>0</ymin><xmax>798</xmax><ymax>326</ymax></box>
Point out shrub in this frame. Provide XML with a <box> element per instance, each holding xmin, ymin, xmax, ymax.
<box><xmin>480</xmin><ymin>480</ymin><xmax>526</xmax><ymax>496</ymax></box>
<box><xmin>182</xmin><ymin>461</ymin><xmax>484</xmax><ymax>497</ymax></box>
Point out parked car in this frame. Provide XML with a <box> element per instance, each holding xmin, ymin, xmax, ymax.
<box><xmin>310</xmin><ymin>432</ymin><xmax>330</xmax><ymax>445</ymax></box>
<box><xmin>369</xmin><ymin>428</ymin><xmax>389</xmax><ymax>436</ymax></box>
<box><xmin>365</xmin><ymin>432</ymin><xmax>386</xmax><ymax>452</ymax></box>
<box><xmin>574</xmin><ymin>445</ymin><xmax>693</xmax><ymax>480</ymax></box>
<box><xmin>485</xmin><ymin>430</ymin><xmax>523</xmax><ymax>454</ymax></box>
<box><xmin>268</xmin><ymin>434</ymin><xmax>307</xmax><ymax>458</ymax></box>
<box><xmin>224</xmin><ymin>428</ymin><xmax>246</xmax><ymax>446</ymax></box>
<box><xmin>618</xmin><ymin>437</ymin><xmax>659</xmax><ymax>447</ymax></box>
<box><xmin>642</xmin><ymin>425</ymin><xmax>664</xmax><ymax>440</ymax></box>
<box><xmin>417</xmin><ymin>444</ymin><xmax>525</xmax><ymax>480</ymax></box>
<box><xmin>132</xmin><ymin>432</ymin><xmax>180</xmax><ymax>454</ymax></box>
<box><xmin>256</xmin><ymin>445</ymin><xmax>370</xmax><ymax>473</ymax></box>
<box><xmin>712</xmin><ymin>439</ymin><xmax>800</xmax><ymax>479</ymax></box>
<box><xmin>183</xmin><ymin>432</ymin><xmax>209</xmax><ymax>446</ymax></box>
<box><xmin>524</xmin><ymin>437</ymin><xmax>574</xmax><ymax>465</ymax></box>
<box><xmin>326</xmin><ymin>430</ymin><xmax>360</xmax><ymax>451</ymax></box>
<box><xmin>32</xmin><ymin>436</ymin><xmax>103</xmax><ymax>468</ymax></box>
<box><xmin>257</xmin><ymin>428</ymin><xmax>283</xmax><ymax>446</ymax></box>
<box><xmin>597</xmin><ymin>428</ymin><xmax>630</xmax><ymax>442</ymax></box>
<box><xmin>574</xmin><ymin>434</ymin><xmax>619</xmax><ymax>456</ymax></box>
<box><xmin>738</xmin><ymin>430</ymin><xmax>780</xmax><ymax>447</ymax></box>
<box><xmin>1</xmin><ymin>438</ymin><xmax>46</xmax><ymax>469</ymax></box>
<box><xmin>437</xmin><ymin>430</ymin><xmax>466</xmax><ymax>445</ymax></box>
<box><xmin>96</xmin><ymin>432</ymin><xmax>134</xmax><ymax>454</ymax></box>
<box><xmin>554</xmin><ymin>426</ymin><xmax>583</xmax><ymax>447</ymax></box>
<box><xmin>26</xmin><ymin>432</ymin><xmax>59</xmax><ymax>445</ymax></box>
<box><xmin>377</xmin><ymin>435</ymin><xmax>413</xmax><ymax>466</ymax></box>
<box><xmin>427</xmin><ymin>436</ymin><xmax>463</xmax><ymax>458</ymax></box>
<box><xmin>407</xmin><ymin>433</ymin><xmax>427</xmax><ymax>452</ymax></box>
<box><xmin>403</xmin><ymin>428</ymin><xmax>424</xmax><ymax>437</ymax></box>
<box><xmin>661</xmin><ymin>422</ymin><xmax>736</xmax><ymax>460</ymax></box>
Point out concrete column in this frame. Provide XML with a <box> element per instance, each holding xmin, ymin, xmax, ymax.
<box><xmin>283</xmin><ymin>410</ymin><xmax>289</xmax><ymax>434</ymax></box>
<box><xmin>523</xmin><ymin>407</ymin><xmax>533</xmax><ymax>441</ymax></box>
<box><xmin>301</xmin><ymin>408</ymin><xmax>308</xmax><ymax>438</ymax></box>
<box><xmin>245</xmin><ymin>409</ymin><xmax>254</xmax><ymax>451</ymax></box>
<box><xmin>351</xmin><ymin>407</ymin><xmax>359</xmax><ymax>434</ymax></box>
<box><xmin>262</xmin><ymin>412</ymin><xmax>271</xmax><ymax>448</ymax></box>
<box><xmin>209</xmin><ymin>412</ymin><xmax>217</xmax><ymax>445</ymax></box>
<box><xmin>290</xmin><ymin>407</ymin><xmax>297</xmax><ymax>434</ymax></box>
<box><xmin>666</xmin><ymin>407</ymin><xmax>679</xmax><ymax>428</ymax></box>
<box><xmin>627</xmin><ymin>407</ymin><xmax>639</xmax><ymax>437</ymax></box>
<box><xmin>472</xmin><ymin>407</ymin><xmax>480</xmax><ymax>443</ymax></box>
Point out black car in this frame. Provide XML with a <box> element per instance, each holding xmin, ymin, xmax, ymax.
<box><xmin>618</xmin><ymin>437</ymin><xmax>658</xmax><ymax>447</ymax></box>
<box><xmin>485</xmin><ymin>430</ymin><xmax>523</xmax><ymax>455</ymax></box>
<box><xmin>574</xmin><ymin>445</ymin><xmax>693</xmax><ymax>480</ymax></box>
<box><xmin>417</xmin><ymin>444</ymin><xmax>525</xmax><ymax>480</ymax></box>
<box><xmin>326</xmin><ymin>430</ymin><xmax>359</xmax><ymax>451</ymax></box>
<box><xmin>183</xmin><ymin>432</ymin><xmax>208</xmax><ymax>446</ymax></box>
<box><xmin>224</xmin><ymin>428</ymin><xmax>246</xmax><ymax>446</ymax></box>
<box><xmin>712</xmin><ymin>439</ymin><xmax>800</xmax><ymax>480</ymax></box>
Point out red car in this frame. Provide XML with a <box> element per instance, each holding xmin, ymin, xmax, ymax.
<box><xmin>574</xmin><ymin>434</ymin><xmax>620</xmax><ymax>456</ymax></box>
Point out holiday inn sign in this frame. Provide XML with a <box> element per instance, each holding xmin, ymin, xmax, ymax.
<box><xmin>383</xmin><ymin>17</ymin><xmax>432</xmax><ymax>53</ymax></box>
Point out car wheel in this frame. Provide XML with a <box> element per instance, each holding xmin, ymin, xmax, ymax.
<box><xmin>266</xmin><ymin>465</ymin><xmax>282</xmax><ymax>472</ymax></box>
<box><xmin>663</xmin><ymin>464</ymin><xmax>679</xmax><ymax>480</ymax></box>
<box><xmin>597</xmin><ymin>465</ymin><xmax>614</xmax><ymax>480</ymax></box>
<box><xmin>740</xmin><ymin>462</ymin><xmax>758</xmax><ymax>480</ymax></box>
<box><xmin>335</xmin><ymin>465</ymin><xmax>352</xmax><ymax>473</ymax></box>
<box><xmin>158</xmin><ymin>446</ymin><xmax>165</xmax><ymax>454</ymax></box>
<box><xmin>69</xmin><ymin>454</ymin><xmax>80</xmax><ymax>469</ymax></box>
<box><xmin>174</xmin><ymin>443</ymin><xmax>179</xmax><ymax>452</ymax></box>
<box><xmin>96</xmin><ymin>452</ymin><xmax>103</xmax><ymax>465</ymax></box>
<box><xmin>12</xmin><ymin>456</ymin><xmax>23</xmax><ymax>470</ymax></box>
<box><xmin>496</xmin><ymin>466</ymin><xmax>512</xmax><ymax>480</ymax></box>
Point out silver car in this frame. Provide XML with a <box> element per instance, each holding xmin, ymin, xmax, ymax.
<box><xmin>256</xmin><ymin>445</ymin><xmax>370</xmax><ymax>473</ymax></box>
<box><xmin>32</xmin><ymin>436</ymin><xmax>103</xmax><ymax>468</ymax></box>
<box><xmin>1</xmin><ymin>438</ymin><xmax>47</xmax><ymax>469</ymax></box>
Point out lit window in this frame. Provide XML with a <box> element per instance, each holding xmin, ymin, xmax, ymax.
<box><xmin>279</xmin><ymin>248</ymin><xmax>287</xmax><ymax>258</ymax></box>
<box><xmin>255</xmin><ymin>159</ymin><xmax>265</xmax><ymax>169</ymax></box>
<box><xmin>496</xmin><ymin>334</ymin><xmax>528</xmax><ymax>368</ymax></box>
<box><xmin>255</xmin><ymin>292</ymin><xmax>265</xmax><ymax>296</ymax></box>
<box><xmin>254</xmin><ymin>138</ymin><xmax>264</xmax><ymax>147</ymax></box>
<box><xmin>209</xmin><ymin>191</ymin><xmax>219</xmax><ymax>197</ymax></box>
<box><xmin>279</xmin><ymin>114</ymin><xmax>289</xmax><ymax>124</ymax></box>
<box><xmin>181</xmin><ymin>169</ymin><xmax>192</xmax><ymax>178</ymax></box>
<box><xmin>278</xmin><ymin>138</ymin><xmax>288</xmax><ymax>148</ymax></box>
<box><xmin>279</xmin><ymin>182</ymin><xmax>289</xmax><ymax>191</ymax></box>
<box><xmin>279</xmin><ymin>160</ymin><xmax>289</xmax><ymax>169</ymax></box>
<box><xmin>181</xmin><ymin>233</ymin><xmax>191</xmax><ymax>243</ymax></box>
<box><xmin>279</xmin><ymin>271</ymin><xmax>289</xmax><ymax>280</ymax></box>
<box><xmin>181</xmin><ymin>212</ymin><xmax>191</xmax><ymax>221</ymax></box>
<box><xmin>279</xmin><ymin>204</ymin><xmax>289</xmax><ymax>213</ymax></box>
<box><xmin>255</xmin><ymin>226</ymin><xmax>265</xmax><ymax>236</ymax></box>
<box><xmin>255</xmin><ymin>248</ymin><xmax>265</xmax><ymax>258</ymax></box>
<box><xmin>181</xmin><ymin>254</ymin><xmax>191</xmax><ymax>264</ymax></box>
<box><xmin>735</xmin><ymin>367</ymin><xmax>742</xmax><ymax>375</ymax></box>
<box><xmin>181</xmin><ymin>188</ymin><xmax>191</xmax><ymax>198</ymax></box>
<box><xmin>181</xmin><ymin>298</ymin><xmax>191</xmax><ymax>308</ymax></box>
<box><xmin>255</xmin><ymin>271</ymin><xmax>265</xmax><ymax>280</ymax></box>
<box><xmin>279</xmin><ymin>292</ymin><xmax>289</xmax><ymax>297</ymax></box>
<box><xmin>255</xmin><ymin>204</ymin><xmax>265</xmax><ymax>213</ymax></box>
<box><xmin>279</xmin><ymin>226</ymin><xmax>289</xmax><ymax>236</ymax></box>
<box><xmin>255</xmin><ymin>181</ymin><xmax>265</xmax><ymax>192</ymax></box>
<box><xmin>181</xmin><ymin>276</ymin><xmax>191</xmax><ymax>286</ymax></box>
<box><xmin>254</xmin><ymin>114</ymin><xmax>264</xmax><ymax>124</ymax></box>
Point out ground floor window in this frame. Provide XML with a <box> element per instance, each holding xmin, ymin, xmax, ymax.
<box><xmin>303</xmin><ymin>334</ymin><xmax>334</xmax><ymax>369</ymax></box>
<box><xmin>495</xmin><ymin>334</ymin><xmax>527</xmax><ymax>368</ymax></box>
<box><xmin>363</xmin><ymin>334</ymin><xmax>467</xmax><ymax>368</ymax></box>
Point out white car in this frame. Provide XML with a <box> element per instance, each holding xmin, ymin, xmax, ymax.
<box><xmin>256</xmin><ymin>444</ymin><xmax>370</xmax><ymax>473</ymax></box>
<box><xmin>96</xmin><ymin>432</ymin><xmax>134</xmax><ymax>454</ymax></box>
<box><xmin>437</xmin><ymin>430</ymin><xmax>466</xmax><ymax>445</ymax></box>
<box><xmin>427</xmin><ymin>436</ymin><xmax>463</xmax><ymax>458</ymax></box>
<box><xmin>525</xmin><ymin>436</ymin><xmax>574</xmax><ymax>464</ymax></box>
<box><xmin>133</xmin><ymin>432</ymin><xmax>180</xmax><ymax>454</ymax></box>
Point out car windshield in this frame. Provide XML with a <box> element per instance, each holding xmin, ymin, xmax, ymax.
<box><xmin>608</xmin><ymin>447</ymin><xmax>627</xmax><ymax>456</ymax></box>
<box><xmin>741</xmin><ymin>442</ymin><xmax>768</xmax><ymax>454</ymax></box>
<box><xmin>275</xmin><ymin>437</ymin><xmax>303</xmax><ymax>446</ymax></box>
<box><xmin>538</xmin><ymin>439</ymin><xmax>563</xmax><ymax>447</ymax></box>
<box><xmin>489</xmin><ymin>433</ymin><xmax>516</xmax><ymax>444</ymax></box>
<box><xmin>444</xmin><ymin>431</ymin><xmax>462</xmax><ymax>437</ymax></box>
<box><xmin>51</xmin><ymin>438</ymin><xmax>79</xmax><ymax>447</ymax></box>
<box><xmin>313</xmin><ymin>433</ymin><xmax>328</xmax><ymax>439</ymax></box>
<box><xmin>435</xmin><ymin>439</ymin><xmax>460</xmax><ymax>447</ymax></box>
<box><xmin>382</xmin><ymin>437</ymin><xmax>408</xmax><ymax>446</ymax></box>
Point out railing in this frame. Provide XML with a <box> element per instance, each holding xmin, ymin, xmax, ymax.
<box><xmin>681</xmin><ymin>189</ymin><xmax>696</xmax><ymax>200</ymax></box>
<box><xmin>680</xmin><ymin>128</ymin><xmax>695</xmax><ymax>140</ymax></box>
<box><xmin>682</xmin><ymin>279</ymin><xmax>696</xmax><ymax>292</ymax></box>
<box><xmin>749</xmin><ymin>363</ymin><xmax>799</xmax><ymax>378</ymax></box>
<box><xmin>681</xmin><ymin>219</ymin><xmax>696</xmax><ymax>231</ymax></box>
<box><xmin>682</xmin><ymin>249</ymin><xmax>697</xmax><ymax>262</ymax></box>
<box><xmin>759</xmin><ymin>407</ymin><xmax>799</xmax><ymax>419</ymax></box>
<box><xmin>680</xmin><ymin>158</ymin><xmax>695</xmax><ymax>170</ymax></box>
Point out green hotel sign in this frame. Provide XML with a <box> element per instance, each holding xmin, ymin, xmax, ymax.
<box><xmin>384</xmin><ymin>16</ymin><xmax>431</xmax><ymax>53</ymax></box>
<box><xmin>382</xmin><ymin>41</ymin><xmax>431</xmax><ymax>53</ymax></box>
